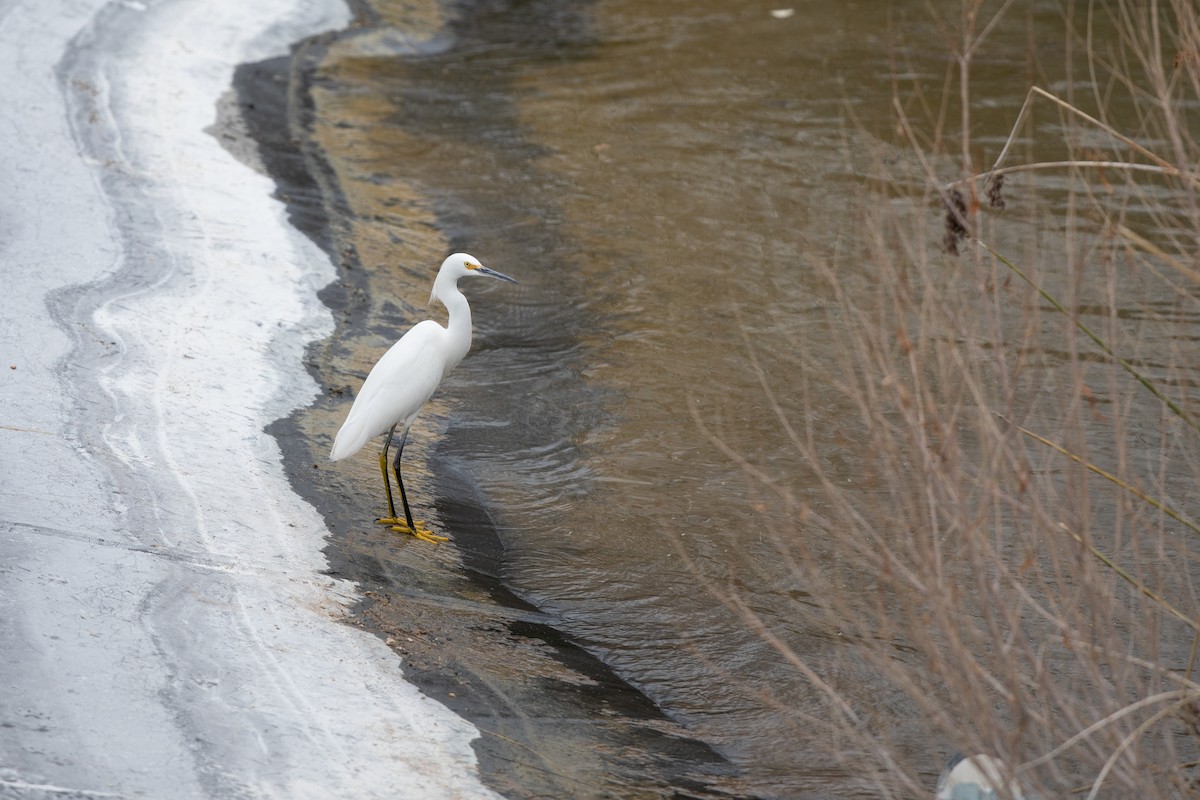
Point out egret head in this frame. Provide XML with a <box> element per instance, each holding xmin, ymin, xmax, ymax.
<box><xmin>431</xmin><ymin>253</ymin><xmax>518</xmax><ymax>303</ymax></box>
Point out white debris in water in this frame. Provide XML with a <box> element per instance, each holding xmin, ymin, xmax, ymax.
<box><xmin>770</xmin><ymin>8</ymin><xmax>796</xmax><ymax>19</ymax></box>
<box><xmin>0</xmin><ymin>1</ymin><xmax>500</xmax><ymax>798</ymax></box>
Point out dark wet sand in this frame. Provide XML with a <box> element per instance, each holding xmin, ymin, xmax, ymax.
<box><xmin>229</xmin><ymin>6</ymin><xmax>762</xmax><ymax>799</ymax></box>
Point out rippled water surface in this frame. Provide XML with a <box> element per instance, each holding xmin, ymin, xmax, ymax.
<box><xmin>304</xmin><ymin>1</ymin><xmax>1200</xmax><ymax>796</ymax></box>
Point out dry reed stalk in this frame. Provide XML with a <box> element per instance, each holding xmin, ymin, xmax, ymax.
<box><xmin>697</xmin><ymin>0</ymin><xmax>1200</xmax><ymax>796</ymax></box>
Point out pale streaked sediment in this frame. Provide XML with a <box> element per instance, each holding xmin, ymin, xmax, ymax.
<box><xmin>0</xmin><ymin>1</ymin><xmax>499</xmax><ymax>797</ymax></box>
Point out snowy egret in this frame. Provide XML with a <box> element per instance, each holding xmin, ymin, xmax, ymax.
<box><xmin>330</xmin><ymin>253</ymin><xmax>517</xmax><ymax>543</ymax></box>
<box><xmin>936</xmin><ymin>753</ymin><xmax>1025</xmax><ymax>800</ymax></box>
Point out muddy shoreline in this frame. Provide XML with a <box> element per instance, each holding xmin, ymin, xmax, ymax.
<box><xmin>233</xmin><ymin>7</ymin><xmax>759</xmax><ymax>799</ymax></box>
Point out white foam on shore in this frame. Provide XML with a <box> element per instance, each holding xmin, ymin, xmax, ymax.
<box><xmin>0</xmin><ymin>1</ymin><xmax>499</xmax><ymax>798</ymax></box>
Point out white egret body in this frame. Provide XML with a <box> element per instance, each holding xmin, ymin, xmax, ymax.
<box><xmin>330</xmin><ymin>252</ymin><xmax>516</xmax><ymax>543</ymax></box>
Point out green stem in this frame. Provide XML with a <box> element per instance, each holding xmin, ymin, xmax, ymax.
<box><xmin>977</xmin><ymin>240</ymin><xmax>1200</xmax><ymax>436</ymax></box>
<box><xmin>1015</xmin><ymin>423</ymin><xmax>1200</xmax><ymax>538</ymax></box>
<box><xmin>1056</xmin><ymin>522</ymin><xmax>1199</xmax><ymax>633</ymax></box>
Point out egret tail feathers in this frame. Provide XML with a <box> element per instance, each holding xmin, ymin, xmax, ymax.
<box><xmin>330</xmin><ymin>413</ymin><xmax>373</xmax><ymax>461</ymax></box>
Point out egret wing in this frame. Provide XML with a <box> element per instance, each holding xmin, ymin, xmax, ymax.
<box><xmin>329</xmin><ymin>321</ymin><xmax>448</xmax><ymax>460</ymax></box>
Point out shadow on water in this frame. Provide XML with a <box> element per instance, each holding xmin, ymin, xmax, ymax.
<box><xmin>232</xmin><ymin>3</ymin><xmax>763</xmax><ymax>799</ymax></box>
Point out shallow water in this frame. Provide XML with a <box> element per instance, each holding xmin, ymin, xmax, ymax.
<box><xmin>297</xmin><ymin>1</ymin><xmax>1200</xmax><ymax>796</ymax></box>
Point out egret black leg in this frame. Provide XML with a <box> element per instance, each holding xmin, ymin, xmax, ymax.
<box><xmin>391</xmin><ymin>427</ymin><xmax>415</xmax><ymax>533</ymax></box>
<box><xmin>376</xmin><ymin>426</ymin><xmax>448</xmax><ymax>544</ymax></box>
<box><xmin>377</xmin><ymin>423</ymin><xmax>399</xmax><ymax>521</ymax></box>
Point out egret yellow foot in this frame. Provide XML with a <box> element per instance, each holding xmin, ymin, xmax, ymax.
<box><xmin>375</xmin><ymin>517</ymin><xmax>450</xmax><ymax>544</ymax></box>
